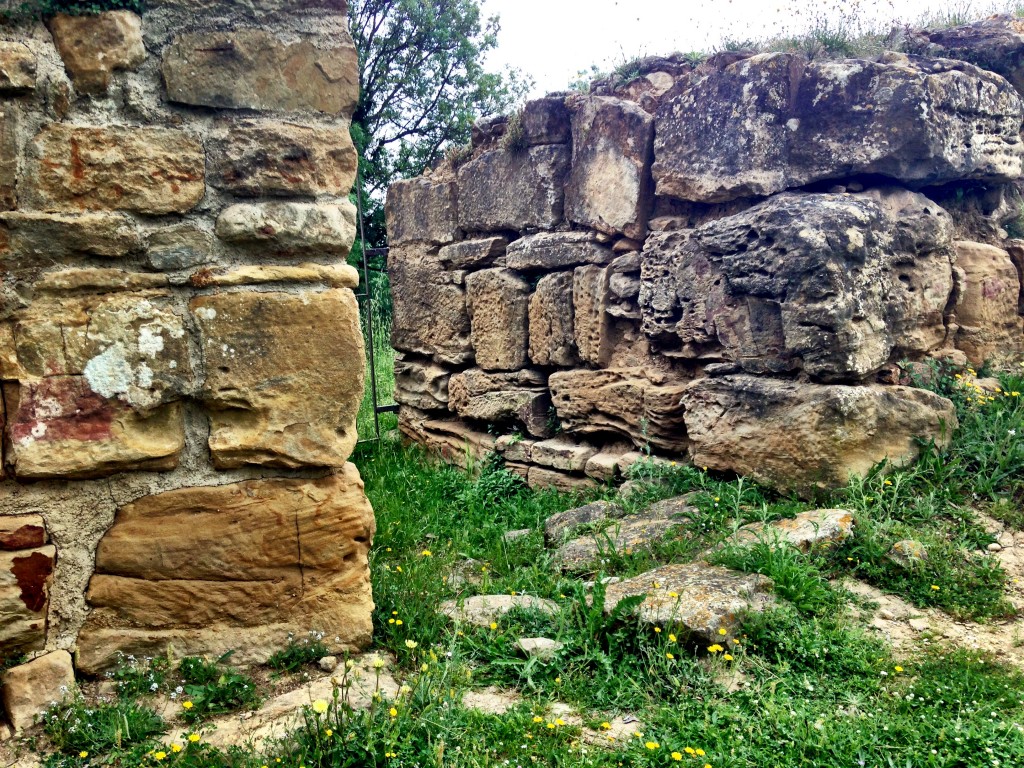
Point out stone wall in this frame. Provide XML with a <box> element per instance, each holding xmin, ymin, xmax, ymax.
<box><xmin>0</xmin><ymin>0</ymin><xmax>373</xmax><ymax>696</ymax></box>
<box><xmin>387</xmin><ymin>17</ymin><xmax>1024</xmax><ymax>495</ymax></box>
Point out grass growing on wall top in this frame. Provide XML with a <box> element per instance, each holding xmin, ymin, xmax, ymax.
<box><xmin>1</xmin><ymin>0</ymin><xmax>143</xmax><ymax>20</ymax></box>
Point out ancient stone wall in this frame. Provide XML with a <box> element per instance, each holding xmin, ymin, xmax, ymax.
<box><xmin>387</xmin><ymin>17</ymin><xmax>1024</xmax><ymax>495</ymax></box>
<box><xmin>0</xmin><ymin>0</ymin><xmax>373</xmax><ymax>699</ymax></box>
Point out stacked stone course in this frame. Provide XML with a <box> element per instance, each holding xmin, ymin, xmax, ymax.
<box><xmin>388</xmin><ymin>18</ymin><xmax>1024</xmax><ymax>495</ymax></box>
<box><xmin>0</xmin><ymin>0</ymin><xmax>374</xmax><ymax>715</ymax></box>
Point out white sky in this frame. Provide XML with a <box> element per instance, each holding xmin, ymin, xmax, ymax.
<box><xmin>482</xmin><ymin>0</ymin><xmax>1015</xmax><ymax>97</ymax></box>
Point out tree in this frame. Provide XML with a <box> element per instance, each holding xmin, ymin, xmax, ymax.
<box><xmin>349</xmin><ymin>0</ymin><xmax>529</xmax><ymax>246</ymax></box>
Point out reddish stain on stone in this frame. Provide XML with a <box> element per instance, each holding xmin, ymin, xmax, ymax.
<box><xmin>11</xmin><ymin>377</ymin><xmax>115</xmax><ymax>444</ymax></box>
<box><xmin>0</xmin><ymin>525</ymin><xmax>47</xmax><ymax>551</ymax></box>
<box><xmin>69</xmin><ymin>135</ymin><xmax>85</xmax><ymax>181</ymax></box>
<box><xmin>11</xmin><ymin>550</ymin><xmax>54</xmax><ymax>612</ymax></box>
<box><xmin>982</xmin><ymin>278</ymin><xmax>1006</xmax><ymax>300</ymax></box>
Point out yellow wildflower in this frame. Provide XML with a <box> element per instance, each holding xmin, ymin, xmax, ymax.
<box><xmin>182</xmin><ymin>701</ymin><xmax>194</xmax><ymax>710</ymax></box>
<box><xmin>645</xmin><ymin>741</ymin><xmax>660</xmax><ymax>750</ymax></box>
<box><xmin>188</xmin><ymin>734</ymin><xmax>201</xmax><ymax>743</ymax></box>
<box><xmin>312</xmin><ymin>699</ymin><xmax>329</xmax><ymax>714</ymax></box>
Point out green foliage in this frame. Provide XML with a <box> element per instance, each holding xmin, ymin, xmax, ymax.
<box><xmin>41</xmin><ymin>696</ymin><xmax>165</xmax><ymax>756</ymax></box>
<box><xmin>498</xmin><ymin>108</ymin><xmax>527</xmax><ymax>153</ymax></box>
<box><xmin>177</xmin><ymin>654</ymin><xmax>261</xmax><ymax>723</ymax></box>
<box><xmin>107</xmin><ymin>653</ymin><xmax>169</xmax><ymax>699</ymax></box>
<box><xmin>267</xmin><ymin>631</ymin><xmax>331</xmax><ymax>674</ymax></box>
<box><xmin>2</xmin><ymin>0</ymin><xmax>142</xmax><ymax>19</ymax></box>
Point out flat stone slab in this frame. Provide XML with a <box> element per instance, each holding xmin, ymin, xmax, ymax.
<box><xmin>727</xmin><ymin>509</ymin><xmax>855</xmax><ymax>552</ymax></box>
<box><xmin>516</xmin><ymin>637</ymin><xmax>564</xmax><ymax>660</ymax></box>
<box><xmin>544</xmin><ymin>500</ymin><xmax>625</xmax><ymax>545</ymax></box>
<box><xmin>439</xmin><ymin>594</ymin><xmax>558</xmax><ymax>627</ymax></box>
<box><xmin>600</xmin><ymin>563</ymin><xmax>774</xmax><ymax>641</ymax></box>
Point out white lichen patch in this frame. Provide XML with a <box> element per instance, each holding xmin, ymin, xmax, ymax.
<box><xmin>84</xmin><ymin>344</ymin><xmax>132</xmax><ymax>399</ymax></box>
<box><xmin>138</xmin><ymin>324</ymin><xmax>166</xmax><ymax>358</ymax></box>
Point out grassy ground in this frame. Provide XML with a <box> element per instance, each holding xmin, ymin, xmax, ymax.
<box><xmin>27</xmin><ymin>362</ymin><xmax>1024</xmax><ymax>768</ymax></box>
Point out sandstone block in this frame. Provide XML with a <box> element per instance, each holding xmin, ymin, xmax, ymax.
<box><xmin>952</xmin><ymin>240</ymin><xmax>1024</xmax><ymax>365</ymax></box>
<box><xmin>439</xmin><ymin>595</ymin><xmax>557</xmax><ymax>627</ymax></box>
<box><xmin>506</xmin><ymin>231</ymin><xmax>613</xmax><ymax>271</ymax></box>
<box><xmin>521</xmin><ymin>96</ymin><xmax>571</xmax><ymax>145</ymax></box>
<box><xmin>728</xmin><ymin>509</ymin><xmax>855</xmax><ymax>552</ymax></box>
<box><xmin>146</xmin><ymin>224</ymin><xmax>213</xmax><ymax>270</ymax></box>
<box><xmin>210</xmin><ymin>120</ymin><xmax>357</xmax><ymax>197</ymax></box>
<box><xmin>529</xmin><ymin>272</ymin><xmax>579</xmax><ymax>367</ymax></box>
<box><xmin>215</xmin><ymin>202</ymin><xmax>357</xmax><ymax>256</ymax></box>
<box><xmin>397</xmin><ymin>407</ymin><xmax>496</xmax><ymax>469</ymax></box>
<box><xmin>639</xmin><ymin>190</ymin><xmax>956</xmax><ymax>381</ymax></box>
<box><xmin>190</xmin><ymin>264</ymin><xmax>359</xmax><ymax>289</ymax></box>
<box><xmin>1006</xmin><ymin>240</ymin><xmax>1024</xmax><ymax>314</ymax></box>
<box><xmin>495</xmin><ymin>434</ymin><xmax>534</xmax><ymax>463</ymax></box>
<box><xmin>911</xmin><ymin>15</ymin><xmax>1024</xmax><ymax>97</ymax></box>
<box><xmin>25</xmin><ymin>125</ymin><xmax>205</xmax><ymax>215</ymax></box>
<box><xmin>438</xmin><ymin>236</ymin><xmax>509</xmax><ymax>269</ymax></box>
<box><xmin>49</xmin><ymin>11</ymin><xmax>145</xmax><ymax>93</ymax></box>
<box><xmin>654</xmin><ymin>53</ymin><xmax>1024</xmax><ymax>203</ymax></box>
<box><xmin>457</xmin><ymin>145</ymin><xmax>571</xmax><ymax>232</ymax></box>
<box><xmin>566</xmin><ymin>96</ymin><xmax>654</xmax><ymax>240</ymax></box>
<box><xmin>465</xmin><ymin>268</ymin><xmax>530</xmax><ymax>371</ymax></box>
<box><xmin>393</xmin><ymin>356</ymin><xmax>451</xmax><ymax>412</ymax></box>
<box><xmin>544</xmin><ymin>500</ymin><xmax>625</xmax><ymax>545</ymax></box>
<box><xmin>1</xmin><ymin>212</ymin><xmax>142</xmax><ymax>260</ymax></box>
<box><xmin>0</xmin><ymin>109</ymin><xmax>18</xmax><ymax>211</ymax></box>
<box><xmin>516</xmin><ymin>637</ymin><xmax>563</xmax><ymax>659</ymax></box>
<box><xmin>192</xmin><ymin>288</ymin><xmax>364</xmax><ymax>469</ymax></box>
<box><xmin>1</xmin><ymin>651</ymin><xmax>75</xmax><ymax>732</ymax></box>
<box><xmin>526</xmin><ymin>466</ymin><xmax>598</xmax><ymax>493</ymax></box>
<box><xmin>549</xmin><ymin>368</ymin><xmax>690</xmax><ymax>453</ymax></box>
<box><xmin>0</xmin><ymin>516</ymin><xmax>47</xmax><ymax>551</ymax></box>
<box><xmin>573</xmin><ymin>265</ymin><xmax>612</xmax><ymax>366</ymax></box>
<box><xmin>531</xmin><ymin>437</ymin><xmax>597</xmax><ymax>472</ymax></box>
<box><xmin>681</xmin><ymin>375</ymin><xmax>958</xmax><ymax>492</ymax></box>
<box><xmin>163</xmin><ymin>29</ymin><xmax>358</xmax><ymax>115</ymax></box>
<box><xmin>448</xmin><ymin>368</ymin><xmax>551</xmax><ymax>437</ymax></box>
<box><xmin>553</xmin><ymin>507</ymin><xmax>690</xmax><ymax>573</ymax></box>
<box><xmin>0</xmin><ymin>540</ymin><xmax>54</xmax><ymax>657</ymax></box>
<box><xmin>389</xmin><ymin>246</ymin><xmax>472</xmax><ymax>365</ymax></box>
<box><xmin>77</xmin><ymin>467</ymin><xmax>375</xmax><ymax>673</ymax></box>
<box><xmin>0</xmin><ymin>42</ymin><xmax>36</xmax><ymax>92</ymax></box>
<box><xmin>385</xmin><ymin>178</ymin><xmax>459</xmax><ymax>246</ymax></box>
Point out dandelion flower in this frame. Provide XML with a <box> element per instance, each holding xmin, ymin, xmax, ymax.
<box><xmin>312</xmin><ymin>699</ymin><xmax>329</xmax><ymax>714</ymax></box>
<box><xmin>666</xmin><ymin>653</ymin><xmax>675</xmax><ymax>660</ymax></box>
<box><xmin>170</xmin><ymin>744</ymin><xmax>182</xmax><ymax>753</ymax></box>
<box><xmin>389</xmin><ymin>707</ymin><xmax>398</xmax><ymax>717</ymax></box>
<box><xmin>533</xmin><ymin>716</ymin><xmax>544</xmax><ymax>723</ymax></box>
<box><xmin>489</xmin><ymin>622</ymin><xmax>498</xmax><ymax>630</ymax></box>
<box><xmin>931</xmin><ymin>585</ymin><xmax>940</xmax><ymax>591</ymax></box>
<box><xmin>373</xmin><ymin>657</ymin><xmax>387</xmax><ymax>668</ymax></box>
<box><xmin>600</xmin><ymin>722</ymin><xmax>611</xmax><ymax>730</ymax></box>
<box><xmin>724</xmin><ymin>653</ymin><xmax>734</xmax><ymax>661</ymax></box>
<box><xmin>707</xmin><ymin>644</ymin><xmax>724</xmax><ymax>654</ymax></box>
<box><xmin>154</xmin><ymin>752</ymin><xmax>167</xmax><ymax>761</ymax></box>
<box><xmin>718</xmin><ymin>628</ymin><xmax>727</xmax><ymax>636</ymax></box>
<box><xmin>672</xmin><ymin>752</ymin><xmax>683</xmax><ymax>761</ymax></box>
<box><xmin>421</xmin><ymin>550</ymin><xmax>432</xmax><ymax>557</ymax></box>
<box><xmin>79</xmin><ymin>752</ymin><xmax>89</xmax><ymax>759</ymax></box>
<box><xmin>182</xmin><ymin>701</ymin><xmax>194</xmax><ymax>710</ymax></box>
<box><xmin>669</xmin><ymin>634</ymin><xmax>677</xmax><ymax>642</ymax></box>
<box><xmin>405</xmin><ymin>639</ymin><xmax>418</xmax><ymax>649</ymax></box>
<box><xmin>188</xmin><ymin>734</ymin><xmax>201</xmax><ymax>743</ymax></box>
<box><xmin>645</xmin><ymin>741</ymin><xmax>660</xmax><ymax>750</ymax></box>
<box><xmin>695</xmin><ymin>748</ymin><xmax>705</xmax><ymax>756</ymax></box>
<box><xmin>556</xmin><ymin>718</ymin><xmax>566</xmax><ymax>726</ymax></box>
<box><xmin>894</xmin><ymin>666</ymin><xmax>904</xmax><ymax>673</ymax></box>
<box><xmin>654</xmin><ymin>627</ymin><xmax>662</xmax><ymax>634</ymax></box>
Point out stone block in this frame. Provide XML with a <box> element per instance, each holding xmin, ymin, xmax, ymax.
<box><xmin>1</xmin><ymin>651</ymin><xmax>75</xmax><ymax>732</ymax></box>
<box><xmin>0</xmin><ymin>108</ymin><xmax>17</xmax><ymax>211</ymax></box>
<box><xmin>457</xmin><ymin>145</ymin><xmax>571</xmax><ymax>232</ymax></box>
<box><xmin>573</xmin><ymin>265</ymin><xmax>612</xmax><ymax>366</ymax></box>
<box><xmin>438</xmin><ymin>236</ymin><xmax>508</xmax><ymax>269</ymax></box>
<box><xmin>393</xmin><ymin>356</ymin><xmax>451</xmax><ymax>412</ymax></box>
<box><xmin>681</xmin><ymin>375</ymin><xmax>958</xmax><ymax>492</ymax></box>
<box><xmin>531</xmin><ymin>437</ymin><xmax>597</xmax><ymax>472</ymax></box>
<box><xmin>495</xmin><ymin>434</ymin><xmax>534</xmax><ymax>463</ymax></box>
<box><xmin>529</xmin><ymin>272</ymin><xmax>579</xmax><ymax>367</ymax></box>
<box><xmin>24</xmin><ymin>125</ymin><xmax>205</xmax><ymax>215</ymax></box>
<box><xmin>397</xmin><ymin>407</ymin><xmax>496</xmax><ymax>469</ymax></box>
<box><xmin>162</xmin><ymin>29</ymin><xmax>359</xmax><ymax>115</ymax></box>
<box><xmin>0</xmin><ymin>535</ymin><xmax>54</xmax><ymax>657</ymax></box>
<box><xmin>566</xmin><ymin>96</ymin><xmax>654</xmax><ymax>240</ymax></box>
<box><xmin>526</xmin><ymin>466</ymin><xmax>597</xmax><ymax>493</ymax></box>
<box><xmin>912</xmin><ymin>15</ymin><xmax>1024</xmax><ymax>97</ymax></box>
<box><xmin>506</xmin><ymin>231</ymin><xmax>613</xmax><ymax>270</ymax></box>
<box><xmin>210</xmin><ymin>120</ymin><xmax>357</xmax><ymax>197</ymax></box>
<box><xmin>549</xmin><ymin>368</ymin><xmax>690</xmax><ymax>454</ymax></box>
<box><xmin>192</xmin><ymin>288</ymin><xmax>364</xmax><ymax>469</ymax></box>
<box><xmin>215</xmin><ymin>202</ymin><xmax>357</xmax><ymax>256</ymax></box>
<box><xmin>448</xmin><ymin>368</ymin><xmax>551</xmax><ymax>437</ymax></box>
<box><xmin>189</xmin><ymin>263</ymin><xmax>358</xmax><ymax>289</ymax></box>
<box><xmin>389</xmin><ymin>245</ymin><xmax>473</xmax><ymax>365</ymax></box>
<box><xmin>1</xmin><ymin>212</ymin><xmax>141</xmax><ymax>260</ymax></box>
<box><xmin>146</xmin><ymin>224</ymin><xmax>213</xmax><ymax>270</ymax></box>
<box><xmin>465</xmin><ymin>268</ymin><xmax>530</xmax><ymax>371</ymax></box>
<box><xmin>953</xmin><ymin>240</ymin><xmax>1024</xmax><ymax>365</ymax></box>
<box><xmin>521</xmin><ymin>96</ymin><xmax>571</xmax><ymax>145</ymax></box>
<box><xmin>0</xmin><ymin>42</ymin><xmax>36</xmax><ymax>93</ymax></box>
<box><xmin>544</xmin><ymin>500</ymin><xmax>624</xmax><ymax>545</ymax></box>
<box><xmin>654</xmin><ymin>53</ymin><xmax>1024</xmax><ymax>203</ymax></box>
<box><xmin>49</xmin><ymin>11</ymin><xmax>145</xmax><ymax>93</ymax></box>
<box><xmin>385</xmin><ymin>178</ymin><xmax>459</xmax><ymax>246</ymax></box>
<box><xmin>77</xmin><ymin>467</ymin><xmax>375</xmax><ymax>673</ymax></box>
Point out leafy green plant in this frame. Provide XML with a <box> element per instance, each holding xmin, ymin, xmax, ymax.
<box><xmin>42</xmin><ymin>695</ymin><xmax>165</xmax><ymax>756</ymax></box>
<box><xmin>177</xmin><ymin>654</ymin><xmax>261</xmax><ymax>722</ymax></box>
<box><xmin>2</xmin><ymin>0</ymin><xmax>142</xmax><ymax>19</ymax></box>
<box><xmin>267</xmin><ymin>631</ymin><xmax>331</xmax><ymax>674</ymax></box>
<box><xmin>106</xmin><ymin>652</ymin><xmax>169</xmax><ymax>699</ymax></box>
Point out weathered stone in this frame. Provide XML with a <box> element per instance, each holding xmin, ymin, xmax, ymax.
<box><xmin>0</xmin><ymin>108</ymin><xmax>17</xmax><ymax>211</ymax></box>
<box><xmin>888</xmin><ymin>539</ymin><xmax>928</xmax><ymax>568</ymax></box>
<box><xmin>457</xmin><ymin>145</ymin><xmax>571</xmax><ymax>232</ymax></box>
<box><xmin>953</xmin><ymin>241</ymin><xmax>1024</xmax><ymax>365</ymax></box>
<box><xmin>1006</xmin><ymin>239</ymin><xmax>1024</xmax><ymax>314</ymax></box>
<box><xmin>574</xmin><ymin>265</ymin><xmax>612</xmax><ymax>366</ymax></box>
<box><xmin>393</xmin><ymin>356</ymin><xmax>451</xmax><ymax>411</ymax></box>
<box><xmin>215</xmin><ymin>202</ymin><xmax>357</xmax><ymax>256</ymax></box>
<box><xmin>385</xmin><ymin>178</ymin><xmax>459</xmax><ymax>246</ymax></box>
<box><xmin>162</xmin><ymin>29</ymin><xmax>359</xmax><ymax>115</ymax></box>
<box><xmin>0</xmin><ymin>42</ymin><xmax>35</xmax><ymax>93</ymax></box>
<box><xmin>448</xmin><ymin>368</ymin><xmax>551</xmax><ymax>437</ymax></box>
<box><xmin>0</xmin><ymin>543</ymin><xmax>54</xmax><ymax>656</ymax></box>
<box><xmin>654</xmin><ymin>53</ymin><xmax>1024</xmax><ymax>203</ymax></box>
<box><xmin>544</xmin><ymin>500</ymin><xmax>625</xmax><ymax>545</ymax></box>
<box><xmin>601</xmin><ymin>563</ymin><xmax>774</xmax><ymax>640</ymax></box>
<box><xmin>397</xmin><ymin>408</ymin><xmax>497</xmax><ymax>469</ymax></box>
<box><xmin>516</xmin><ymin>637</ymin><xmax>563</xmax><ymax>659</ymax></box>
<box><xmin>438</xmin><ymin>236</ymin><xmax>509</xmax><ymax>269</ymax></box>
<box><xmin>3</xmin><ymin>379</ymin><xmax>184</xmax><ymax>478</ymax></box>
<box><xmin>192</xmin><ymin>289</ymin><xmax>364</xmax><ymax>469</ymax></box>
<box><xmin>566</xmin><ymin>96</ymin><xmax>654</xmax><ymax>240</ymax></box>
<box><xmin>210</xmin><ymin>120</ymin><xmax>357</xmax><ymax>197</ymax></box>
<box><xmin>728</xmin><ymin>509</ymin><xmax>855</xmax><ymax>551</ymax></box>
<box><xmin>554</xmin><ymin>507</ymin><xmax>690</xmax><ymax>573</ymax></box>
<box><xmin>527</xmin><ymin>466</ymin><xmax>599</xmax><ymax>493</ymax></box>
<box><xmin>584</xmin><ymin>445</ymin><xmax>633</xmax><ymax>482</ymax></box>
<box><xmin>639</xmin><ymin>190</ymin><xmax>956</xmax><ymax>380</ymax></box>
<box><xmin>549</xmin><ymin>368</ymin><xmax>690</xmax><ymax>453</ymax></box>
<box><xmin>911</xmin><ymin>15</ymin><xmax>1024</xmax><ymax>98</ymax></box>
<box><xmin>0</xmin><ymin>516</ymin><xmax>47</xmax><ymax>551</ymax></box>
<box><xmin>502</xmin><ymin>529</ymin><xmax>531</xmax><ymax>543</ymax></box>
<box><xmin>465</xmin><ymin>268</ymin><xmax>530</xmax><ymax>371</ymax></box>
<box><xmin>25</xmin><ymin>125</ymin><xmax>205</xmax><ymax>215</ymax></box>
<box><xmin>506</xmin><ymin>231</ymin><xmax>613</xmax><ymax>270</ymax></box>
<box><xmin>1</xmin><ymin>651</ymin><xmax>75</xmax><ymax>732</ymax></box>
<box><xmin>389</xmin><ymin>246</ymin><xmax>472</xmax><ymax>365</ymax></box>
<box><xmin>77</xmin><ymin>467</ymin><xmax>375</xmax><ymax>673</ymax></box>
<box><xmin>681</xmin><ymin>375</ymin><xmax>957</xmax><ymax>492</ymax></box>
<box><xmin>494</xmin><ymin>434</ymin><xmax>534</xmax><ymax>463</ymax></box>
<box><xmin>146</xmin><ymin>224</ymin><xmax>213</xmax><ymax>270</ymax></box>
<box><xmin>49</xmin><ymin>11</ymin><xmax>145</xmax><ymax>93</ymax></box>
<box><xmin>1</xmin><ymin>212</ymin><xmax>141</xmax><ymax>260</ymax></box>
<box><xmin>439</xmin><ymin>595</ymin><xmax>558</xmax><ymax>627</ymax></box>
<box><xmin>532</xmin><ymin>437</ymin><xmax>597</xmax><ymax>472</ymax></box>
<box><xmin>521</xmin><ymin>96</ymin><xmax>571</xmax><ymax>144</ymax></box>
<box><xmin>190</xmin><ymin>264</ymin><xmax>359</xmax><ymax>289</ymax></box>
<box><xmin>529</xmin><ymin>272</ymin><xmax>579</xmax><ymax>367</ymax></box>
<box><xmin>34</xmin><ymin>269</ymin><xmax>169</xmax><ymax>294</ymax></box>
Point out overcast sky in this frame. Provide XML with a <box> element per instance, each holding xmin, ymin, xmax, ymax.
<box><xmin>482</xmin><ymin>0</ymin><xmax>1015</xmax><ymax>96</ymax></box>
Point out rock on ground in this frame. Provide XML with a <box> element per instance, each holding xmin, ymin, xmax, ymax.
<box><xmin>727</xmin><ymin>509</ymin><xmax>855</xmax><ymax>552</ymax></box>
<box><xmin>438</xmin><ymin>595</ymin><xmax>559</xmax><ymax>627</ymax></box>
<box><xmin>2</xmin><ymin>651</ymin><xmax>76</xmax><ymax>732</ymax></box>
